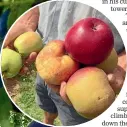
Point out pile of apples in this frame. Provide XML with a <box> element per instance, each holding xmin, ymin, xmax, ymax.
<box><xmin>1</xmin><ymin>17</ymin><xmax>119</xmax><ymax>119</ymax></box>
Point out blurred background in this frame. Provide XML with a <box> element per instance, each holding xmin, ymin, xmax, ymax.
<box><xmin>0</xmin><ymin>0</ymin><xmax>49</xmax><ymax>127</ymax></box>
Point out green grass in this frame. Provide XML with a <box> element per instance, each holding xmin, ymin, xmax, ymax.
<box><xmin>0</xmin><ymin>88</ymin><xmax>33</xmax><ymax>127</ymax></box>
<box><xmin>15</xmin><ymin>66</ymin><xmax>61</xmax><ymax>126</ymax></box>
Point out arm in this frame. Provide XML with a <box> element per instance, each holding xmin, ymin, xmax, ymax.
<box><xmin>4</xmin><ymin>6</ymin><xmax>39</xmax><ymax>48</ymax></box>
<box><xmin>3</xmin><ymin>7</ymin><xmax>40</xmax><ymax>74</ymax></box>
<box><xmin>43</xmin><ymin>111</ymin><xmax>58</xmax><ymax>125</ymax></box>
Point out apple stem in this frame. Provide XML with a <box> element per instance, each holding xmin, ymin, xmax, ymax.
<box><xmin>92</xmin><ymin>26</ymin><xmax>97</xmax><ymax>31</ymax></box>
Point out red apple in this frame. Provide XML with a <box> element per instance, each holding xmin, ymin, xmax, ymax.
<box><xmin>65</xmin><ymin>18</ymin><xmax>114</xmax><ymax>65</ymax></box>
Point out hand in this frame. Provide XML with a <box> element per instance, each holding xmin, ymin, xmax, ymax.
<box><xmin>4</xmin><ymin>46</ymin><xmax>38</xmax><ymax>75</ymax></box>
<box><xmin>108</xmin><ymin>65</ymin><xmax>125</xmax><ymax>94</ymax></box>
<box><xmin>19</xmin><ymin>52</ymin><xmax>38</xmax><ymax>75</ymax></box>
<box><xmin>49</xmin><ymin>51</ymin><xmax>126</xmax><ymax>104</ymax></box>
<box><xmin>3</xmin><ymin>7</ymin><xmax>39</xmax><ymax>75</ymax></box>
<box><xmin>108</xmin><ymin>51</ymin><xmax>126</xmax><ymax>94</ymax></box>
<box><xmin>118</xmin><ymin>51</ymin><xmax>126</xmax><ymax>70</ymax></box>
<box><xmin>43</xmin><ymin>111</ymin><xmax>58</xmax><ymax>125</ymax></box>
<box><xmin>47</xmin><ymin>82</ymin><xmax>72</xmax><ymax>105</ymax></box>
<box><xmin>60</xmin><ymin>82</ymin><xmax>72</xmax><ymax>105</ymax></box>
<box><xmin>60</xmin><ymin>66</ymin><xmax>126</xmax><ymax>105</ymax></box>
<box><xmin>4</xmin><ymin>7</ymin><xmax>39</xmax><ymax>48</ymax></box>
<box><xmin>47</xmin><ymin>84</ymin><xmax>60</xmax><ymax>94</ymax></box>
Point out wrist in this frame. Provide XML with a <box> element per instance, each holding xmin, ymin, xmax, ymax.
<box><xmin>43</xmin><ymin>118</ymin><xmax>54</xmax><ymax>125</ymax></box>
<box><xmin>43</xmin><ymin>111</ymin><xmax>58</xmax><ymax>125</ymax></box>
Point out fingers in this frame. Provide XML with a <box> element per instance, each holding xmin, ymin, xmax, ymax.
<box><xmin>3</xmin><ymin>27</ymin><xmax>33</xmax><ymax>48</ymax></box>
<box><xmin>47</xmin><ymin>84</ymin><xmax>60</xmax><ymax>94</ymax></box>
<box><xmin>25</xmin><ymin>52</ymin><xmax>38</xmax><ymax>65</ymax></box>
<box><xmin>107</xmin><ymin>73</ymin><xmax>115</xmax><ymax>84</ymax></box>
<box><xmin>107</xmin><ymin>66</ymin><xmax>125</xmax><ymax>94</ymax></box>
<box><xmin>118</xmin><ymin>51</ymin><xmax>126</xmax><ymax>71</ymax></box>
<box><xmin>19</xmin><ymin>52</ymin><xmax>38</xmax><ymax>75</ymax></box>
<box><xmin>19</xmin><ymin>66</ymin><xmax>29</xmax><ymax>75</ymax></box>
<box><xmin>3</xmin><ymin>7</ymin><xmax>39</xmax><ymax>48</ymax></box>
<box><xmin>60</xmin><ymin>81</ymin><xmax>72</xmax><ymax>106</ymax></box>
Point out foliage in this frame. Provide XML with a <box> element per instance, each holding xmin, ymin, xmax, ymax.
<box><xmin>0</xmin><ymin>0</ymin><xmax>47</xmax><ymax>28</ymax></box>
<box><xmin>0</xmin><ymin>88</ymin><xmax>32</xmax><ymax>127</ymax></box>
<box><xmin>9</xmin><ymin>111</ymin><xmax>32</xmax><ymax>127</ymax></box>
<box><xmin>7</xmin><ymin>0</ymin><xmax>35</xmax><ymax>28</ymax></box>
<box><xmin>0</xmin><ymin>88</ymin><xmax>13</xmax><ymax>127</ymax></box>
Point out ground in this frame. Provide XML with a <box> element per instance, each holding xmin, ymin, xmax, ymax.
<box><xmin>4</xmin><ymin>64</ymin><xmax>61</xmax><ymax>126</ymax></box>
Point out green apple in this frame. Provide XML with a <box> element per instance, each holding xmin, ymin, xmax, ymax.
<box><xmin>97</xmin><ymin>48</ymin><xmax>118</xmax><ymax>74</ymax></box>
<box><xmin>14</xmin><ymin>31</ymin><xmax>43</xmax><ymax>57</ymax></box>
<box><xmin>1</xmin><ymin>48</ymin><xmax>22</xmax><ymax>78</ymax></box>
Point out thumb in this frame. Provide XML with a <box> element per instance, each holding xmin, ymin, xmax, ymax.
<box><xmin>60</xmin><ymin>81</ymin><xmax>72</xmax><ymax>106</ymax></box>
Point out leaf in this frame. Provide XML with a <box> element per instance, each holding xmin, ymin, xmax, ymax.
<box><xmin>0</xmin><ymin>88</ymin><xmax>31</xmax><ymax>127</ymax></box>
<box><xmin>7</xmin><ymin>0</ymin><xmax>34</xmax><ymax>28</ymax></box>
<box><xmin>9</xmin><ymin>111</ymin><xmax>32</xmax><ymax>127</ymax></box>
<box><xmin>2</xmin><ymin>0</ymin><xmax>11</xmax><ymax>2</ymax></box>
<box><xmin>0</xmin><ymin>88</ymin><xmax>14</xmax><ymax>127</ymax></box>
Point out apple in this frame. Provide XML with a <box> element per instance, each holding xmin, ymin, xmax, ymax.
<box><xmin>65</xmin><ymin>18</ymin><xmax>114</xmax><ymax>65</ymax></box>
<box><xmin>36</xmin><ymin>40</ymin><xmax>65</xmax><ymax>63</ymax></box>
<box><xmin>66</xmin><ymin>67</ymin><xmax>115</xmax><ymax>119</ymax></box>
<box><xmin>97</xmin><ymin>48</ymin><xmax>118</xmax><ymax>73</ymax></box>
<box><xmin>14</xmin><ymin>31</ymin><xmax>43</xmax><ymax>57</ymax></box>
<box><xmin>1</xmin><ymin>48</ymin><xmax>22</xmax><ymax>78</ymax></box>
<box><xmin>36</xmin><ymin>40</ymin><xmax>79</xmax><ymax>85</ymax></box>
<box><xmin>36</xmin><ymin>40</ymin><xmax>65</xmax><ymax>70</ymax></box>
<box><xmin>36</xmin><ymin>55</ymin><xmax>79</xmax><ymax>85</ymax></box>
